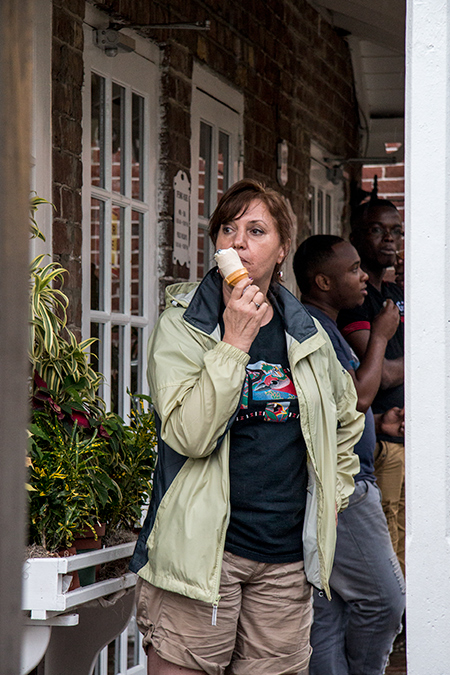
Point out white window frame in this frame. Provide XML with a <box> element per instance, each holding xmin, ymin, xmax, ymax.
<box><xmin>94</xmin><ymin>612</ymin><xmax>146</xmax><ymax>675</ymax></box>
<box><xmin>190</xmin><ymin>64</ymin><xmax>244</xmax><ymax>281</ymax></box>
<box><xmin>82</xmin><ymin>8</ymin><xmax>159</xmax><ymax>418</ymax></box>
<box><xmin>309</xmin><ymin>142</ymin><xmax>345</xmax><ymax>236</ymax></box>
<box><xmin>31</xmin><ymin>0</ymin><xmax>53</xmax><ymax>259</ymax></box>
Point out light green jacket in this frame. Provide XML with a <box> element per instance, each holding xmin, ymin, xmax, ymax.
<box><xmin>134</xmin><ymin>273</ymin><xmax>363</xmax><ymax>603</ymax></box>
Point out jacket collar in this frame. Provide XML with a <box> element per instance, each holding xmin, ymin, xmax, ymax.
<box><xmin>179</xmin><ymin>267</ymin><xmax>319</xmax><ymax>347</ymax></box>
<box><xmin>182</xmin><ymin>268</ymin><xmax>224</xmax><ymax>334</ymax></box>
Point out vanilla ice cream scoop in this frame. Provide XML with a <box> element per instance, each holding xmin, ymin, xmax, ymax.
<box><xmin>214</xmin><ymin>248</ymin><xmax>249</xmax><ymax>286</ymax></box>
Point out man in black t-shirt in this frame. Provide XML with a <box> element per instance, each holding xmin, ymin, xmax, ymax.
<box><xmin>337</xmin><ymin>198</ymin><xmax>405</xmax><ymax>575</ymax></box>
<box><xmin>294</xmin><ymin>235</ymin><xmax>405</xmax><ymax>675</ymax></box>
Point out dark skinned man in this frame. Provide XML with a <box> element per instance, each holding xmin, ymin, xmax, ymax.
<box><xmin>293</xmin><ymin>235</ymin><xmax>405</xmax><ymax>675</ymax></box>
<box><xmin>337</xmin><ymin>199</ymin><xmax>405</xmax><ymax>575</ymax></box>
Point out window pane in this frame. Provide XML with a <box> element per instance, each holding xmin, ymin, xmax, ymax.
<box><xmin>91</xmin><ymin>73</ymin><xmax>105</xmax><ymax>188</ymax></box>
<box><xmin>197</xmin><ymin>224</ymin><xmax>213</xmax><ymax>280</ymax></box>
<box><xmin>90</xmin><ymin>198</ymin><xmax>104</xmax><ymax>311</ymax></box>
<box><xmin>106</xmin><ymin>638</ymin><xmax>120</xmax><ymax>674</ymax></box>
<box><xmin>132</xmin><ymin>93</ymin><xmax>144</xmax><ymax>201</ymax></box>
<box><xmin>197</xmin><ymin>228</ymin><xmax>205</xmax><ymax>280</ymax></box>
<box><xmin>128</xmin><ymin>616</ymin><xmax>140</xmax><ymax>667</ymax></box>
<box><xmin>90</xmin><ymin>322</ymin><xmax>103</xmax><ymax>400</ymax></box>
<box><xmin>309</xmin><ymin>186</ymin><xmax>315</xmax><ymax>231</ymax></box>
<box><xmin>131</xmin><ymin>211</ymin><xmax>143</xmax><ymax>316</ymax></box>
<box><xmin>198</xmin><ymin>122</ymin><xmax>212</xmax><ymax>217</ymax></box>
<box><xmin>111</xmin><ymin>205</ymin><xmax>124</xmax><ymax>313</ymax></box>
<box><xmin>326</xmin><ymin>193</ymin><xmax>332</xmax><ymax>232</ymax></box>
<box><xmin>317</xmin><ymin>189</ymin><xmax>324</xmax><ymax>234</ymax></box>
<box><xmin>130</xmin><ymin>326</ymin><xmax>142</xmax><ymax>395</ymax></box>
<box><xmin>111</xmin><ymin>325</ymin><xmax>123</xmax><ymax>414</ymax></box>
<box><xmin>112</xmin><ymin>83</ymin><xmax>125</xmax><ymax>194</ymax></box>
<box><xmin>218</xmin><ymin>131</ymin><xmax>230</xmax><ymax>202</ymax></box>
<box><xmin>90</xmin><ymin>322</ymin><xmax>103</xmax><ymax>371</ymax></box>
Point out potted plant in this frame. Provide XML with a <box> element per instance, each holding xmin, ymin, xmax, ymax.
<box><xmin>23</xmin><ymin>197</ymin><xmax>157</xmax><ymax>674</ymax></box>
<box><xmin>27</xmin><ymin>197</ymin><xmax>157</xmax><ymax>566</ymax></box>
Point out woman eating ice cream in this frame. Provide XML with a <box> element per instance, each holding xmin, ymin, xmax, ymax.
<box><xmin>130</xmin><ymin>178</ymin><xmax>363</xmax><ymax>675</ymax></box>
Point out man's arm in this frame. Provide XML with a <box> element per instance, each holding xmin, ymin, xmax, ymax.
<box><xmin>345</xmin><ymin>324</ymin><xmax>404</xmax><ymax>391</ymax></box>
<box><xmin>319</xmin><ymin>332</ymin><xmax>363</xmax><ymax>512</ymax></box>
<box><xmin>344</xmin><ymin>300</ymin><xmax>400</xmax><ymax>411</ymax></box>
<box><xmin>374</xmin><ymin>407</ymin><xmax>404</xmax><ymax>438</ymax></box>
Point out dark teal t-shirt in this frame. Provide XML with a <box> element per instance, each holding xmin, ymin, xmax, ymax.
<box><xmin>224</xmin><ymin>308</ymin><xmax>307</xmax><ymax>563</ymax></box>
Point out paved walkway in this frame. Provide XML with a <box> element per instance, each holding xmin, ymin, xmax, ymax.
<box><xmin>385</xmin><ymin>638</ymin><xmax>406</xmax><ymax>674</ymax></box>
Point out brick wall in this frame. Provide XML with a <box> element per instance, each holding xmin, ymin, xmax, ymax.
<box><xmin>90</xmin><ymin>0</ymin><xmax>359</xmax><ymax>304</ymax></box>
<box><xmin>362</xmin><ymin>162</ymin><xmax>405</xmax><ymax>283</ymax></box>
<box><xmin>51</xmin><ymin>0</ymin><xmax>359</xmax><ymax>320</ymax></box>
<box><xmin>52</xmin><ymin>0</ymin><xmax>86</xmax><ymax>337</ymax></box>
<box><xmin>362</xmin><ymin>163</ymin><xmax>405</xmax><ymax>224</ymax></box>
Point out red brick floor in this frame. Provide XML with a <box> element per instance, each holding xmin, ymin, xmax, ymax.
<box><xmin>385</xmin><ymin>637</ymin><xmax>406</xmax><ymax>674</ymax></box>
<box><xmin>386</xmin><ymin>653</ymin><xmax>406</xmax><ymax>674</ymax></box>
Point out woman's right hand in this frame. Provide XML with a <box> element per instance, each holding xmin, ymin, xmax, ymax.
<box><xmin>222</xmin><ymin>278</ymin><xmax>269</xmax><ymax>353</ymax></box>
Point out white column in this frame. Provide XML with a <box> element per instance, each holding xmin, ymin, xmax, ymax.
<box><xmin>405</xmin><ymin>2</ymin><xmax>450</xmax><ymax>673</ymax></box>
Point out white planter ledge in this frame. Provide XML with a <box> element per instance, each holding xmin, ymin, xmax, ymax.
<box><xmin>22</xmin><ymin>543</ymin><xmax>138</xmax><ymax>675</ymax></box>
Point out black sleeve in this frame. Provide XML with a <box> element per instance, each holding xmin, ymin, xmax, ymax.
<box><xmin>337</xmin><ymin>301</ymin><xmax>372</xmax><ymax>338</ymax></box>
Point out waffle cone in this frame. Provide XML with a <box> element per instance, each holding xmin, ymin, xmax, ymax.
<box><xmin>225</xmin><ymin>268</ymin><xmax>249</xmax><ymax>287</ymax></box>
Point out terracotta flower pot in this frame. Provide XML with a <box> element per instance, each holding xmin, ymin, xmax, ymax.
<box><xmin>73</xmin><ymin>523</ymin><xmax>105</xmax><ymax>551</ymax></box>
<box><xmin>58</xmin><ymin>546</ymin><xmax>80</xmax><ymax>591</ymax></box>
<box><xmin>73</xmin><ymin>523</ymin><xmax>106</xmax><ymax>586</ymax></box>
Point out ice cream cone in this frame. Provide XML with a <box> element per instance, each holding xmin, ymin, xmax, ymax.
<box><xmin>214</xmin><ymin>248</ymin><xmax>249</xmax><ymax>287</ymax></box>
<box><xmin>225</xmin><ymin>268</ymin><xmax>249</xmax><ymax>287</ymax></box>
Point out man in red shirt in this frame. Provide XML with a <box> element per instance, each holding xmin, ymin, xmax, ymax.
<box><xmin>337</xmin><ymin>198</ymin><xmax>405</xmax><ymax>574</ymax></box>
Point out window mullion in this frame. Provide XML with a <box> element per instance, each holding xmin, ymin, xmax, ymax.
<box><xmin>141</xmin><ymin>94</ymin><xmax>148</xmax><ymax>204</ymax></box>
<box><xmin>122</xmin><ymin>323</ymin><xmax>131</xmax><ymax>420</ymax></box>
<box><xmin>103</xmin><ymin>320</ymin><xmax>112</xmax><ymax>411</ymax></box>
<box><xmin>139</xmin><ymin>324</ymin><xmax>150</xmax><ymax>398</ymax></box>
<box><xmin>101</xmin><ymin>75</ymin><xmax>113</xmax><ymax>410</ymax></box>
<box><xmin>140</xmin><ymin>210</ymin><xmax>149</xmax><ymax>322</ymax></box>
<box><xmin>123</xmin><ymin>205</ymin><xmax>132</xmax><ymax>316</ymax></box>
<box><xmin>210</xmin><ymin>126</ymin><xmax>219</xmax><ymax>215</ymax></box>
<box><xmin>207</xmin><ymin>127</ymin><xmax>219</xmax><ymax>270</ymax></box>
<box><xmin>124</xmin><ymin>86</ymin><xmax>132</xmax><ymax>199</ymax></box>
<box><xmin>104</xmin><ymin>78</ymin><xmax>112</xmax><ymax>193</ymax></box>
<box><xmin>104</xmin><ymin>199</ymin><xmax>112</xmax><ymax>314</ymax></box>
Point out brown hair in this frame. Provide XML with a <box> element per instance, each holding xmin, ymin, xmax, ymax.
<box><xmin>208</xmin><ymin>179</ymin><xmax>292</xmax><ymax>282</ymax></box>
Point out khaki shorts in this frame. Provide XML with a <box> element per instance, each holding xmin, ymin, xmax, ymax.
<box><xmin>135</xmin><ymin>550</ymin><xmax>312</xmax><ymax>675</ymax></box>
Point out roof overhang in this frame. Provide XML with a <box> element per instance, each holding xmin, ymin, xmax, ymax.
<box><xmin>308</xmin><ymin>0</ymin><xmax>406</xmax><ymax>161</ymax></box>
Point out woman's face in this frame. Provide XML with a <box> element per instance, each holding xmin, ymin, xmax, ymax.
<box><xmin>215</xmin><ymin>200</ymin><xmax>287</xmax><ymax>293</ymax></box>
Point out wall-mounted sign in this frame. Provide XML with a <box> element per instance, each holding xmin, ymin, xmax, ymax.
<box><xmin>277</xmin><ymin>139</ymin><xmax>288</xmax><ymax>187</ymax></box>
<box><xmin>173</xmin><ymin>170</ymin><xmax>191</xmax><ymax>269</ymax></box>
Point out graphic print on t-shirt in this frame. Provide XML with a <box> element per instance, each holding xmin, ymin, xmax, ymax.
<box><xmin>238</xmin><ymin>360</ymin><xmax>298</xmax><ymax>423</ymax></box>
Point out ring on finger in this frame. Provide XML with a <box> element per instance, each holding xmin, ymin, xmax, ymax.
<box><xmin>253</xmin><ymin>300</ymin><xmax>261</xmax><ymax>309</ymax></box>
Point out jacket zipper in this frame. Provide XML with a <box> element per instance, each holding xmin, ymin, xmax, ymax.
<box><xmin>212</xmin><ymin>600</ymin><xmax>219</xmax><ymax>626</ymax></box>
<box><xmin>210</xmin><ymin>503</ymin><xmax>230</xmax><ymax>626</ymax></box>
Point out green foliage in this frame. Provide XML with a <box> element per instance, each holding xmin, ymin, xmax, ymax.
<box><xmin>28</xmin><ymin>411</ymin><xmax>119</xmax><ymax>551</ymax></box>
<box><xmin>29</xmin><ymin>193</ymin><xmax>52</xmax><ymax>241</ymax></box>
<box><xmin>27</xmin><ymin>197</ymin><xmax>158</xmax><ymax>552</ymax></box>
<box><xmin>98</xmin><ymin>394</ymin><xmax>157</xmax><ymax>531</ymax></box>
<box><xmin>29</xmin><ymin>194</ymin><xmax>103</xmax><ymax>412</ymax></box>
<box><xmin>29</xmin><ymin>254</ymin><xmax>103</xmax><ymax>414</ymax></box>
<box><xmin>28</xmin><ymin>393</ymin><xmax>157</xmax><ymax>551</ymax></box>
